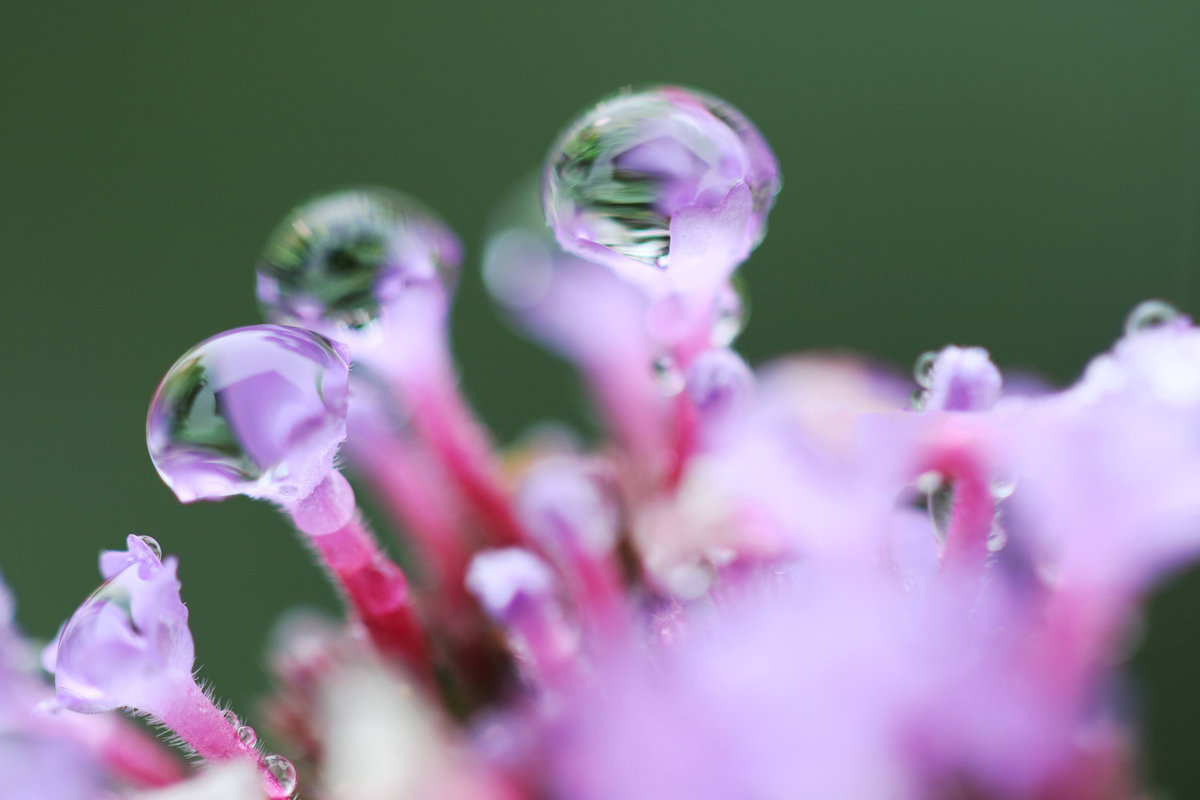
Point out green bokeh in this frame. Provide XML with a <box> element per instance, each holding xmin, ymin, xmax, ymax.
<box><xmin>1</xmin><ymin>1</ymin><xmax>1197</xmax><ymax>792</ymax></box>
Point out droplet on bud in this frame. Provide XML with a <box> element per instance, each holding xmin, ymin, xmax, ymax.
<box><xmin>237</xmin><ymin>725</ymin><xmax>257</xmax><ymax>746</ymax></box>
<box><xmin>263</xmin><ymin>754</ymin><xmax>297</xmax><ymax>797</ymax></box>
<box><xmin>913</xmin><ymin>351</ymin><xmax>939</xmax><ymax>389</ymax></box>
<box><xmin>1124</xmin><ymin>299</ymin><xmax>1183</xmax><ymax>337</ymax></box>
<box><xmin>653</xmin><ymin>353</ymin><xmax>687</xmax><ymax>396</ymax></box>
<box><xmin>221</xmin><ymin>709</ymin><xmax>240</xmax><ymax>727</ymax></box>
<box><xmin>256</xmin><ymin>188</ymin><xmax>461</xmax><ymax>342</ymax></box>
<box><xmin>147</xmin><ymin>326</ymin><xmax>350</xmax><ymax>505</ymax></box>
<box><xmin>136</xmin><ymin>535</ymin><xmax>162</xmax><ymax>561</ymax></box>
<box><xmin>544</xmin><ymin>86</ymin><xmax>780</xmax><ymax>280</ymax></box>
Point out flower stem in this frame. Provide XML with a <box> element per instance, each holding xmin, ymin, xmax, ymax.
<box><xmin>288</xmin><ymin>473</ymin><xmax>431</xmax><ymax>678</ymax></box>
<box><xmin>153</xmin><ymin>680</ymin><xmax>291</xmax><ymax>799</ymax></box>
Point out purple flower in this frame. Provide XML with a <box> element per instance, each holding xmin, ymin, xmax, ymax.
<box><xmin>49</xmin><ymin>535</ymin><xmax>193</xmax><ymax>716</ymax></box>
<box><xmin>915</xmin><ymin>345</ymin><xmax>1003</xmax><ymax>412</ymax></box>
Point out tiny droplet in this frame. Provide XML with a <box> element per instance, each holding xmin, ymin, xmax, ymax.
<box><xmin>710</xmin><ymin>278</ymin><xmax>749</xmax><ymax>347</ymax></box>
<box><xmin>653</xmin><ymin>354</ymin><xmax>686</xmax><ymax>397</ymax></box>
<box><xmin>237</xmin><ymin>725</ymin><xmax>257</xmax><ymax>746</ymax></box>
<box><xmin>990</xmin><ymin>475</ymin><xmax>1017</xmax><ymax>500</ymax></box>
<box><xmin>913</xmin><ymin>351</ymin><xmax>939</xmax><ymax>389</ymax></box>
<box><xmin>137</xmin><ymin>536</ymin><xmax>162</xmax><ymax>561</ymax></box>
<box><xmin>221</xmin><ymin>709</ymin><xmax>240</xmax><ymax>727</ymax></box>
<box><xmin>1125</xmin><ymin>299</ymin><xmax>1182</xmax><ymax>337</ymax></box>
<box><xmin>910</xmin><ymin>388</ymin><xmax>927</xmax><ymax>411</ymax></box>
<box><xmin>264</xmin><ymin>755</ymin><xmax>297</xmax><ymax>797</ymax></box>
<box><xmin>987</xmin><ymin>522</ymin><xmax>1008</xmax><ymax>553</ymax></box>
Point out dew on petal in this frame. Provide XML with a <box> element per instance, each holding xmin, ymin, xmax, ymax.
<box><xmin>913</xmin><ymin>351</ymin><xmax>939</xmax><ymax>389</ymax></box>
<box><xmin>1124</xmin><ymin>299</ymin><xmax>1182</xmax><ymax>337</ymax></box>
<box><xmin>137</xmin><ymin>535</ymin><xmax>162</xmax><ymax>561</ymax></box>
<box><xmin>653</xmin><ymin>353</ymin><xmax>686</xmax><ymax>396</ymax></box>
<box><xmin>237</xmin><ymin>725</ymin><xmax>257</xmax><ymax>746</ymax></box>
<box><xmin>710</xmin><ymin>277</ymin><xmax>749</xmax><ymax>347</ymax></box>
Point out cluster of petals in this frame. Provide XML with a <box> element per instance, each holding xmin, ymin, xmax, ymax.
<box><xmin>3</xmin><ymin>85</ymin><xmax>1194</xmax><ymax>800</ymax></box>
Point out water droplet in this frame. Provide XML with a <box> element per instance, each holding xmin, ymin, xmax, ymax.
<box><xmin>990</xmin><ymin>475</ymin><xmax>1017</xmax><ymax>500</ymax></box>
<box><xmin>987</xmin><ymin>521</ymin><xmax>1008</xmax><ymax>553</ymax></box>
<box><xmin>136</xmin><ymin>535</ymin><xmax>162</xmax><ymax>560</ymax></box>
<box><xmin>257</xmin><ymin>188</ymin><xmax>461</xmax><ymax>343</ymax></box>
<box><xmin>1124</xmin><ymin>299</ymin><xmax>1182</xmax><ymax>337</ymax></box>
<box><xmin>913</xmin><ymin>350</ymin><xmax>939</xmax><ymax>389</ymax></box>
<box><xmin>544</xmin><ymin>86</ymin><xmax>781</xmax><ymax>270</ymax></box>
<box><xmin>263</xmin><ymin>754</ymin><xmax>297</xmax><ymax>797</ymax></box>
<box><xmin>927</xmin><ymin>482</ymin><xmax>954</xmax><ymax>545</ymax></box>
<box><xmin>237</xmin><ymin>725</ymin><xmax>257</xmax><ymax>746</ymax></box>
<box><xmin>221</xmin><ymin>709</ymin><xmax>239</xmax><ymax>727</ymax></box>
<box><xmin>710</xmin><ymin>277</ymin><xmax>750</xmax><ymax>346</ymax></box>
<box><xmin>146</xmin><ymin>326</ymin><xmax>351</xmax><ymax>505</ymax></box>
<box><xmin>653</xmin><ymin>354</ymin><xmax>686</xmax><ymax>396</ymax></box>
<box><xmin>910</xmin><ymin>388</ymin><xmax>928</xmax><ymax>411</ymax></box>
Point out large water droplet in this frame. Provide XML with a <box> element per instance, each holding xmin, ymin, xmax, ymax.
<box><xmin>257</xmin><ymin>188</ymin><xmax>461</xmax><ymax>342</ymax></box>
<box><xmin>653</xmin><ymin>353</ymin><xmax>686</xmax><ymax>396</ymax></box>
<box><xmin>543</xmin><ymin>86</ymin><xmax>780</xmax><ymax>271</ymax></box>
<box><xmin>146</xmin><ymin>326</ymin><xmax>351</xmax><ymax>505</ymax></box>
<box><xmin>136</xmin><ymin>535</ymin><xmax>162</xmax><ymax>561</ymax></box>
<box><xmin>237</xmin><ymin>725</ymin><xmax>257</xmax><ymax>746</ymax></box>
<box><xmin>1124</xmin><ymin>299</ymin><xmax>1182</xmax><ymax>337</ymax></box>
<box><xmin>263</xmin><ymin>754</ymin><xmax>297</xmax><ymax>797</ymax></box>
<box><xmin>913</xmin><ymin>350</ymin><xmax>939</xmax><ymax>389</ymax></box>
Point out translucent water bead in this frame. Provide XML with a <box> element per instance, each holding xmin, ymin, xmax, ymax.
<box><xmin>147</xmin><ymin>326</ymin><xmax>351</xmax><ymax>505</ymax></box>
<box><xmin>543</xmin><ymin>86</ymin><xmax>780</xmax><ymax>282</ymax></box>
<box><xmin>256</xmin><ymin>188</ymin><xmax>462</xmax><ymax>342</ymax></box>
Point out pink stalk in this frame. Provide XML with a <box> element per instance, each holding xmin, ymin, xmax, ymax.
<box><xmin>582</xmin><ymin>358</ymin><xmax>671</xmax><ymax>473</ymax></box>
<box><xmin>404</xmin><ymin>366</ymin><xmax>527</xmax><ymax>548</ymax></box>
<box><xmin>923</xmin><ymin>445</ymin><xmax>994</xmax><ymax>578</ymax></box>
<box><xmin>287</xmin><ymin>472</ymin><xmax>431</xmax><ymax>678</ymax></box>
<box><xmin>88</xmin><ymin>718</ymin><xmax>185</xmax><ymax>788</ymax></box>
<box><xmin>150</xmin><ymin>680</ymin><xmax>291</xmax><ymax>799</ymax></box>
<box><xmin>345</xmin><ymin>435</ymin><xmax>474</xmax><ymax>611</ymax></box>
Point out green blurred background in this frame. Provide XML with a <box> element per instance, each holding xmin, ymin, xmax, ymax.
<box><xmin>2</xmin><ymin>0</ymin><xmax>1198</xmax><ymax>793</ymax></box>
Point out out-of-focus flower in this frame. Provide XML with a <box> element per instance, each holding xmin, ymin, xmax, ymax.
<box><xmin>16</xmin><ymin>87</ymin><xmax>1199</xmax><ymax>800</ymax></box>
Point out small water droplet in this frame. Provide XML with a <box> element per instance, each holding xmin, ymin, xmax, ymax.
<box><xmin>237</xmin><ymin>725</ymin><xmax>257</xmax><ymax>746</ymax></box>
<box><xmin>928</xmin><ymin>482</ymin><xmax>954</xmax><ymax>545</ymax></box>
<box><xmin>653</xmin><ymin>354</ymin><xmax>686</xmax><ymax>396</ymax></box>
<box><xmin>710</xmin><ymin>278</ymin><xmax>749</xmax><ymax>347</ymax></box>
<box><xmin>1125</xmin><ymin>299</ymin><xmax>1182</xmax><ymax>337</ymax></box>
<box><xmin>990</xmin><ymin>475</ymin><xmax>1017</xmax><ymax>500</ymax></box>
<box><xmin>910</xmin><ymin>387</ymin><xmax>928</xmax><ymax>411</ymax></box>
<box><xmin>263</xmin><ymin>755</ymin><xmax>297</xmax><ymax>797</ymax></box>
<box><xmin>137</xmin><ymin>536</ymin><xmax>162</xmax><ymax>560</ymax></box>
<box><xmin>221</xmin><ymin>709</ymin><xmax>239</xmax><ymax>727</ymax></box>
<box><xmin>913</xmin><ymin>350</ymin><xmax>939</xmax><ymax>389</ymax></box>
<box><xmin>987</xmin><ymin>521</ymin><xmax>1008</xmax><ymax>552</ymax></box>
